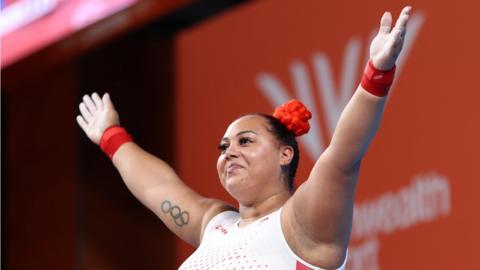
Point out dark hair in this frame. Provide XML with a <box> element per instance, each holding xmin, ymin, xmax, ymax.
<box><xmin>252</xmin><ymin>113</ymin><xmax>300</xmax><ymax>191</ymax></box>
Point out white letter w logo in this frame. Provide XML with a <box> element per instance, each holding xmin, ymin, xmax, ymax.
<box><xmin>256</xmin><ymin>12</ymin><xmax>425</xmax><ymax>161</ymax></box>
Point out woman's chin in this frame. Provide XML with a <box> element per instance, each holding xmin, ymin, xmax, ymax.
<box><xmin>225</xmin><ymin>174</ymin><xmax>242</xmax><ymax>187</ymax></box>
<box><xmin>224</xmin><ymin>175</ymin><xmax>248</xmax><ymax>197</ymax></box>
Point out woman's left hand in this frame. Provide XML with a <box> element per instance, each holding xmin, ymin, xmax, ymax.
<box><xmin>370</xmin><ymin>6</ymin><xmax>412</xmax><ymax>70</ymax></box>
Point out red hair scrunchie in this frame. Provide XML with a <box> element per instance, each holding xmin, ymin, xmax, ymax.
<box><xmin>273</xmin><ymin>99</ymin><xmax>312</xmax><ymax>136</ymax></box>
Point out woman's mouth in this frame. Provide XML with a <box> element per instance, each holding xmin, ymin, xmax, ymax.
<box><xmin>227</xmin><ymin>163</ymin><xmax>243</xmax><ymax>174</ymax></box>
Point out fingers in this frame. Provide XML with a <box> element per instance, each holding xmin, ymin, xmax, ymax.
<box><xmin>83</xmin><ymin>94</ymin><xmax>97</xmax><ymax>115</ymax></box>
<box><xmin>77</xmin><ymin>92</ymin><xmax>116</xmax><ymax>130</ymax></box>
<box><xmin>379</xmin><ymin>6</ymin><xmax>412</xmax><ymax>35</ymax></box>
<box><xmin>76</xmin><ymin>115</ymin><xmax>88</xmax><ymax>132</ymax></box>
<box><xmin>102</xmin><ymin>93</ymin><xmax>114</xmax><ymax>110</ymax></box>
<box><xmin>79</xmin><ymin>102</ymin><xmax>92</xmax><ymax>121</ymax></box>
<box><xmin>92</xmin><ymin>92</ymin><xmax>103</xmax><ymax>111</ymax></box>
<box><xmin>389</xmin><ymin>6</ymin><xmax>411</xmax><ymax>47</ymax></box>
<box><xmin>400</xmin><ymin>6</ymin><xmax>412</xmax><ymax>16</ymax></box>
<box><xmin>79</xmin><ymin>92</ymin><xmax>105</xmax><ymax>123</ymax></box>
<box><xmin>379</xmin><ymin>12</ymin><xmax>393</xmax><ymax>34</ymax></box>
<box><xmin>393</xmin><ymin>6</ymin><xmax>411</xmax><ymax>31</ymax></box>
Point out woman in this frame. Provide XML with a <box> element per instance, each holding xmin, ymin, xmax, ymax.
<box><xmin>77</xmin><ymin>6</ymin><xmax>411</xmax><ymax>269</ymax></box>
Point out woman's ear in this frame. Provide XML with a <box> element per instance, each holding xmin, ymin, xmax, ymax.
<box><xmin>279</xmin><ymin>145</ymin><xmax>294</xmax><ymax>166</ymax></box>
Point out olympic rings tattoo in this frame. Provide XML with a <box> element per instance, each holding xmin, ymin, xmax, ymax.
<box><xmin>161</xmin><ymin>200</ymin><xmax>190</xmax><ymax>227</ymax></box>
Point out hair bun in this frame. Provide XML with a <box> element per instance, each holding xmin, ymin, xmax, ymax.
<box><xmin>273</xmin><ymin>99</ymin><xmax>312</xmax><ymax>136</ymax></box>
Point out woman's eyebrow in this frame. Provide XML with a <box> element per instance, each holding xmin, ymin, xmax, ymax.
<box><xmin>236</xmin><ymin>130</ymin><xmax>257</xmax><ymax>137</ymax></box>
<box><xmin>222</xmin><ymin>130</ymin><xmax>257</xmax><ymax>141</ymax></box>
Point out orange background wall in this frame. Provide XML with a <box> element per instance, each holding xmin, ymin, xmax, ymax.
<box><xmin>174</xmin><ymin>0</ymin><xmax>480</xmax><ymax>269</ymax></box>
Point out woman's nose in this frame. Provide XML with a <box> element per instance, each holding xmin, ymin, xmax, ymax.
<box><xmin>225</xmin><ymin>144</ymin><xmax>239</xmax><ymax>159</ymax></box>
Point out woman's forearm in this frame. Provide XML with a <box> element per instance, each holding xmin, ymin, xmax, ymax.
<box><xmin>328</xmin><ymin>86</ymin><xmax>387</xmax><ymax>171</ymax></box>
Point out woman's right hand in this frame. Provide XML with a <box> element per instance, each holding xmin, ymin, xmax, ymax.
<box><xmin>369</xmin><ymin>6</ymin><xmax>411</xmax><ymax>71</ymax></box>
<box><xmin>76</xmin><ymin>93</ymin><xmax>120</xmax><ymax>145</ymax></box>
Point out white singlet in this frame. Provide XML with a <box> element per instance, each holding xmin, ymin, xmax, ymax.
<box><xmin>179</xmin><ymin>208</ymin><xmax>347</xmax><ymax>270</ymax></box>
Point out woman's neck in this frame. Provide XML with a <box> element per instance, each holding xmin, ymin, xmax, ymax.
<box><xmin>237</xmin><ymin>190</ymin><xmax>291</xmax><ymax>227</ymax></box>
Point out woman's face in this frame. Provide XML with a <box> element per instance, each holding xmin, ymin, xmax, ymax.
<box><xmin>216</xmin><ymin>115</ymin><xmax>291</xmax><ymax>204</ymax></box>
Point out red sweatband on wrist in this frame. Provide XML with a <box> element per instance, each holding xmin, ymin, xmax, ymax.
<box><xmin>361</xmin><ymin>60</ymin><xmax>396</xmax><ymax>97</ymax></box>
<box><xmin>100</xmin><ymin>126</ymin><xmax>133</xmax><ymax>159</ymax></box>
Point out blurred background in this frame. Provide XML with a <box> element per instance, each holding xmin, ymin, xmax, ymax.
<box><xmin>2</xmin><ymin>0</ymin><xmax>479</xmax><ymax>269</ymax></box>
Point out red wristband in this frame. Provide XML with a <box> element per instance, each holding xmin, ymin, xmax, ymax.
<box><xmin>100</xmin><ymin>126</ymin><xmax>133</xmax><ymax>159</ymax></box>
<box><xmin>361</xmin><ymin>60</ymin><xmax>396</xmax><ymax>97</ymax></box>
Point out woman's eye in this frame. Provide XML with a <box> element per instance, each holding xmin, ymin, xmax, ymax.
<box><xmin>218</xmin><ymin>144</ymin><xmax>228</xmax><ymax>152</ymax></box>
<box><xmin>239</xmin><ymin>137</ymin><xmax>252</xmax><ymax>145</ymax></box>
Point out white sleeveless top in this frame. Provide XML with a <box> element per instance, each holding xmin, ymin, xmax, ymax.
<box><xmin>179</xmin><ymin>208</ymin><xmax>347</xmax><ymax>270</ymax></box>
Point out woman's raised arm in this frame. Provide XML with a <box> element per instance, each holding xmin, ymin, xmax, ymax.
<box><xmin>76</xmin><ymin>93</ymin><xmax>234</xmax><ymax>246</ymax></box>
<box><xmin>282</xmin><ymin>6</ymin><xmax>412</xmax><ymax>268</ymax></box>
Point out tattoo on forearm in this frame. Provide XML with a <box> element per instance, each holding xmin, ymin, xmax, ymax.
<box><xmin>161</xmin><ymin>200</ymin><xmax>190</xmax><ymax>227</ymax></box>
